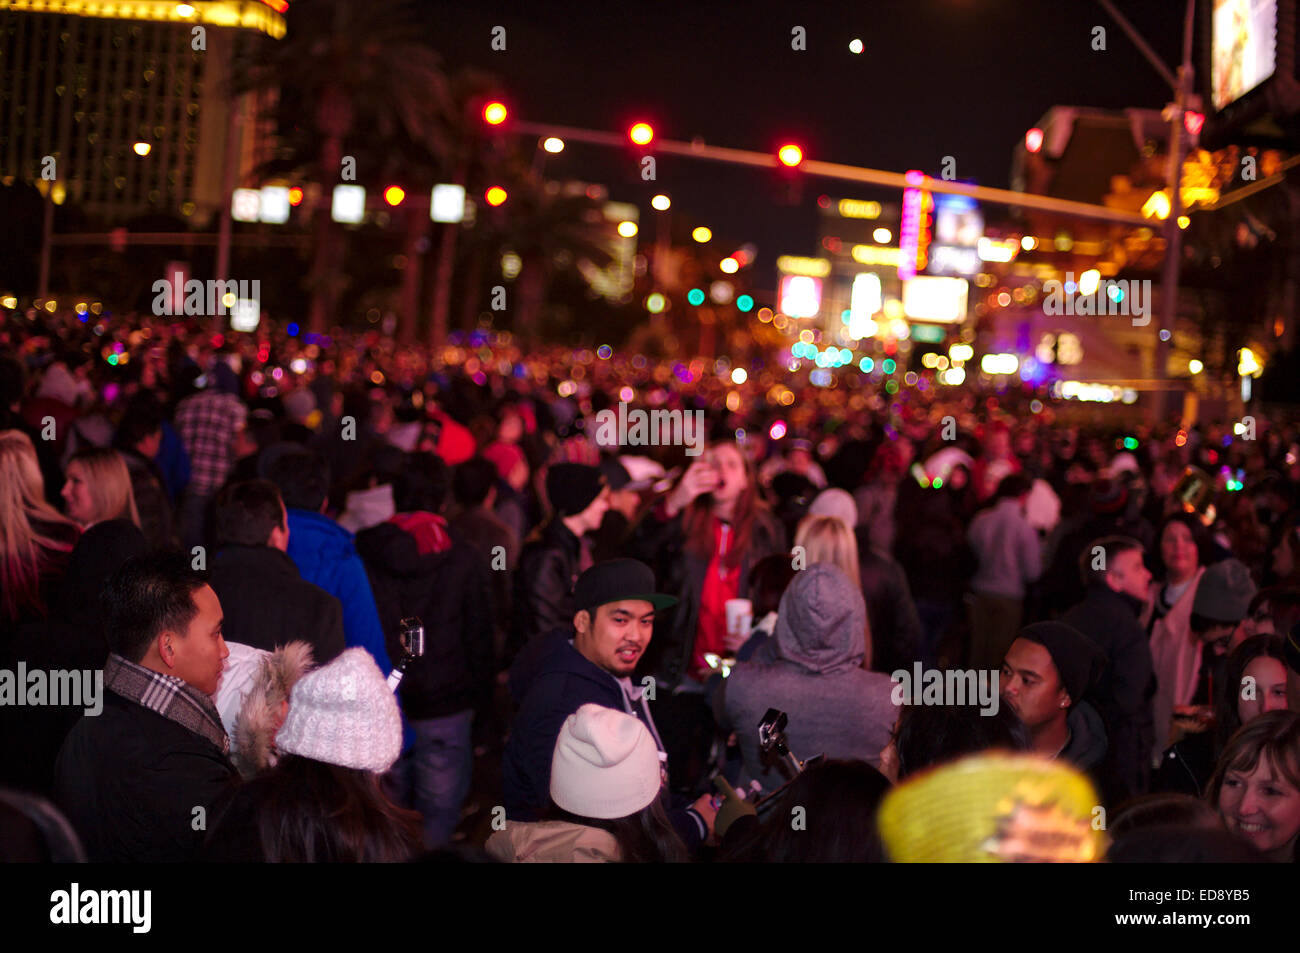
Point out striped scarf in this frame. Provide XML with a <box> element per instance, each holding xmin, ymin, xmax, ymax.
<box><xmin>103</xmin><ymin>653</ymin><xmax>230</xmax><ymax>755</ymax></box>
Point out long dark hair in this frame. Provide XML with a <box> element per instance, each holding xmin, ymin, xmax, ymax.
<box><xmin>548</xmin><ymin>793</ymin><xmax>688</xmax><ymax>863</ymax></box>
<box><xmin>249</xmin><ymin>755</ymin><xmax>423</xmax><ymax>862</ymax></box>
<box><xmin>718</xmin><ymin>759</ymin><xmax>890</xmax><ymax>863</ymax></box>
<box><xmin>1215</xmin><ymin>634</ymin><xmax>1288</xmax><ymax>750</ymax></box>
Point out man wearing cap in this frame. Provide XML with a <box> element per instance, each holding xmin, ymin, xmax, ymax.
<box><xmin>1150</xmin><ymin>558</ymin><xmax>1257</xmax><ymax>764</ymax></box>
<box><xmin>509</xmin><ymin>463</ymin><xmax>609</xmax><ymax>659</ymax></box>
<box><xmin>1000</xmin><ymin>622</ymin><xmax>1110</xmax><ymax>784</ymax></box>
<box><xmin>503</xmin><ymin>558</ymin><xmax>715</xmax><ymax>850</ymax></box>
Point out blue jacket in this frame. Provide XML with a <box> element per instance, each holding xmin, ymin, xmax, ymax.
<box><xmin>285</xmin><ymin>509</ymin><xmax>392</xmax><ymax>676</ymax></box>
<box><xmin>503</xmin><ymin>628</ymin><xmax>705</xmax><ymax>849</ymax></box>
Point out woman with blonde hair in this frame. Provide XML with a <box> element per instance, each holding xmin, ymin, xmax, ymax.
<box><xmin>794</xmin><ymin>513</ymin><xmax>872</xmax><ymax>669</ymax></box>
<box><xmin>61</xmin><ymin>447</ymin><xmax>140</xmax><ymax>530</ymax></box>
<box><xmin>0</xmin><ymin>430</ymin><xmax>80</xmax><ymax>632</ymax></box>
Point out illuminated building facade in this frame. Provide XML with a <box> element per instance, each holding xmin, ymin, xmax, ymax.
<box><xmin>0</xmin><ymin>0</ymin><xmax>285</xmax><ymax>223</ymax></box>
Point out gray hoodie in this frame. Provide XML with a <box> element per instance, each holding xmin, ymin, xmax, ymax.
<box><xmin>723</xmin><ymin>564</ymin><xmax>899</xmax><ymax>795</ymax></box>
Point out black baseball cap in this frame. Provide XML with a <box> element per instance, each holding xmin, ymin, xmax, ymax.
<box><xmin>573</xmin><ymin>559</ymin><xmax>678</xmax><ymax>614</ymax></box>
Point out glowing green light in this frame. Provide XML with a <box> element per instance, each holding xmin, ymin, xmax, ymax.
<box><xmin>859</xmin><ymin>357</ymin><xmax>875</xmax><ymax>372</ymax></box>
<box><xmin>933</xmin><ymin>477</ymin><xmax>944</xmax><ymax>489</ymax></box>
<box><xmin>1123</xmin><ymin>437</ymin><xmax>1138</xmax><ymax>450</ymax></box>
<box><xmin>737</xmin><ymin>295</ymin><xmax>754</xmax><ymax>312</ymax></box>
<box><xmin>885</xmin><ymin>379</ymin><xmax>898</xmax><ymax>394</ymax></box>
<box><xmin>687</xmin><ymin>288</ymin><xmax>705</xmax><ymax>306</ymax></box>
<box><xmin>883</xmin><ymin>358</ymin><xmax>896</xmax><ymax>374</ymax></box>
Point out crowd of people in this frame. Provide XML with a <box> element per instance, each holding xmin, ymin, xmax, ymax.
<box><xmin>1</xmin><ymin>304</ymin><xmax>1299</xmax><ymax>863</ymax></box>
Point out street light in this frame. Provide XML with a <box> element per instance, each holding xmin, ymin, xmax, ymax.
<box><xmin>651</xmin><ymin>194</ymin><xmax>671</xmax><ymax>211</ymax></box>
<box><xmin>617</xmin><ymin>221</ymin><xmax>638</xmax><ymax>238</ymax></box>
<box><xmin>542</xmin><ymin>137</ymin><xmax>565</xmax><ymax>153</ymax></box>
<box><xmin>692</xmin><ymin>226</ymin><xmax>712</xmax><ymax>243</ymax></box>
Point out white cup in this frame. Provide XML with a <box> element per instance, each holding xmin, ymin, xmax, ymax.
<box><xmin>724</xmin><ymin>598</ymin><xmax>753</xmax><ymax>651</ymax></box>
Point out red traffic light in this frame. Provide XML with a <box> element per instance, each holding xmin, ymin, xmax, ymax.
<box><xmin>777</xmin><ymin>143</ymin><xmax>803</xmax><ymax>168</ymax></box>
<box><xmin>383</xmin><ymin>185</ymin><xmax>406</xmax><ymax>206</ymax></box>
<box><xmin>628</xmin><ymin>122</ymin><xmax>655</xmax><ymax>147</ymax></box>
<box><xmin>485</xmin><ymin>186</ymin><xmax>508</xmax><ymax>207</ymax></box>
<box><xmin>483</xmin><ymin>101</ymin><xmax>508</xmax><ymax>126</ymax></box>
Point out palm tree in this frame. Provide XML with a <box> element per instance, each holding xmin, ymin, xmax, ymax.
<box><xmin>469</xmin><ymin>157</ymin><xmax>617</xmax><ymax>342</ymax></box>
<box><xmin>231</xmin><ymin>0</ymin><xmax>454</xmax><ymax>333</ymax></box>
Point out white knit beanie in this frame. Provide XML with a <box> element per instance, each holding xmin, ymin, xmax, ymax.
<box><xmin>275</xmin><ymin>648</ymin><xmax>401</xmax><ymax>773</ymax></box>
<box><xmin>549</xmin><ymin>704</ymin><xmax>662</xmax><ymax>820</ymax></box>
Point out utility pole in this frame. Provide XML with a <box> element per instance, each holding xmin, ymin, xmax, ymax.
<box><xmin>1099</xmin><ymin>0</ymin><xmax>1196</xmax><ymax>422</ymax></box>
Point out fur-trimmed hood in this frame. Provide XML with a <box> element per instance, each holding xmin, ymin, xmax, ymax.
<box><xmin>215</xmin><ymin>641</ymin><xmax>315</xmax><ymax>778</ymax></box>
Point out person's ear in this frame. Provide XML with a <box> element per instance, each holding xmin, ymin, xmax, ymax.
<box><xmin>573</xmin><ymin>609</ymin><xmax>591</xmax><ymax>634</ymax></box>
<box><xmin>158</xmin><ymin>631</ymin><xmax>180</xmax><ymax>669</ymax></box>
<box><xmin>1058</xmin><ymin>688</ymin><xmax>1072</xmax><ymax>710</ymax></box>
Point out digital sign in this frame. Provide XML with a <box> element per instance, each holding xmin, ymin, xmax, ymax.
<box><xmin>1211</xmin><ymin>0</ymin><xmax>1277</xmax><ymax>110</ymax></box>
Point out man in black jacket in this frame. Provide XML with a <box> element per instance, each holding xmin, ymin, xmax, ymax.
<box><xmin>502</xmin><ymin>559</ymin><xmax>715</xmax><ymax>851</ymax></box>
<box><xmin>509</xmin><ymin>463</ymin><xmax>609</xmax><ymax>660</ymax></box>
<box><xmin>355</xmin><ymin>451</ymin><xmax>494</xmax><ymax>848</ymax></box>
<box><xmin>208</xmin><ymin>479</ymin><xmax>345</xmax><ymax>665</ymax></box>
<box><xmin>54</xmin><ymin>553</ymin><xmax>237</xmax><ymax>862</ymax></box>
<box><xmin>1059</xmin><ymin>535</ymin><xmax>1156</xmax><ymax>800</ymax></box>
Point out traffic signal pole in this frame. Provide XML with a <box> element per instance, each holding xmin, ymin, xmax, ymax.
<box><xmin>512</xmin><ymin>121</ymin><xmax>1151</xmax><ymax>226</ymax></box>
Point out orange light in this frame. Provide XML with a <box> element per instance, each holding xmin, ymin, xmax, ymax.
<box><xmin>485</xmin><ymin>186</ymin><xmax>508</xmax><ymax>207</ymax></box>
<box><xmin>288</xmin><ymin>187</ymin><xmax>304</xmax><ymax>206</ymax></box>
<box><xmin>383</xmin><ymin>185</ymin><xmax>406</xmax><ymax>206</ymax></box>
<box><xmin>628</xmin><ymin>122</ymin><xmax>655</xmax><ymax>147</ymax></box>
<box><xmin>778</xmin><ymin>144</ymin><xmax>803</xmax><ymax>167</ymax></box>
<box><xmin>483</xmin><ymin>102</ymin><xmax>508</xmax><ymax>126</ymax></box>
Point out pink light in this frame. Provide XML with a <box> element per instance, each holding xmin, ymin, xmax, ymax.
<box><xmin>769</xmin><ymin>421</ymin><xmax>787</xmax><ymax>440</ymax></box>
<box><xmin>1025</xmin><ymin>128</ymin><xmax>1044</xmax><ymax>153</ymax></box>
<box><xmin>1184</xmin><ymin>111</ymin><xmax>1205</xmax><ymax>136</ymax></box>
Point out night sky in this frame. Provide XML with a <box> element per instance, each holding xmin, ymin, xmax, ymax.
<box><xmin>423</xmin><ymin>0</ymin><xmax>1184</xmax><ymax>270</ymax></box>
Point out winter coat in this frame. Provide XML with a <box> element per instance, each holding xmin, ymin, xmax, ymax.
<box><xmin>0</xmin><ymin>520</ymin><xmax>143</xmax><ymax>796</ymax></box>
<box><xmin>1145</xmin><ymin>567</ymin><xmax>1207</xmax><ymax>763</ymax></box>
<box><xmin>214</xmin><ymin>641</ymin><xmax>315</xmax><ymax>778</ymax></box>
<box><xmin>1151</xmin><ymin>728</ymin><xmax>1216</xmax><ymax>798</ymax></box>
<box><xmin>284</xmin><ymin>509</ymin><xmax>392</xmax><ymax>675</ymax></box>
<box><xmin>53</xmin><ymin>691</ymin><xmax>238</xmax><ymax>862</ymax></box>
<box><xmin>485</xmin><ymin>821</ymin><xmax>620</xmax><ymax>862</ymax></box>
<box><xmin>209</xmin><ymin>544</ymin><xmax>346</xmax><ymax>666</ymax></box>
<box><xmin>122</xmin><ymin>449</ymin><xmax>175</xmax><ymax>550</ymax></box>
<box><xmin>501</xmin><ymin>630</ymin><xmax>705</xmax><ymax>850</ymax></box>
<box><xmin>722</xmin><ymin>564</ymin><xmax>898</xmax><ymax>795</ymax></box>
<box><xmin>449</xmin><ymin>505</ymin><xmax>520</xmax><ymax>651</ymax></box>
<box><xmin>510</xmin><ymin>518</ymin><xmax>583</xmax><ymax>661</ymax></box>
<box><xmin>629</xmin><ymin>506</ymin><xmax>786</xmax><ymax>690</ymax></box>
<box><xmin>1060</xmin><ymin>583</ymin><xmax>1156</xmax><ymax>800</ymax></box>
<box><xmin>354</xmin><ymin>520</ymin><xmax>494</xmax><ymax>720</ymax></box>
<box><xmin>856</xmin><ymin>536</ymin><xmax>924</xmax><ymax>672</ymax></box>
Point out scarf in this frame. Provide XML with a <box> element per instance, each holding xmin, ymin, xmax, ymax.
<box><xmin>104</xmin><ymin>653</ymin><xmax>230</xmax><ymax>755</ymax></box>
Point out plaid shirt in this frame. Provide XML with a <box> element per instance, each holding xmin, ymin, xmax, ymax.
<box><xmin>176</xmin><ymin>390</ymin><xmax>247</xmax><ymax>496</ymax></box>
<box><xmin>104</xmin><ymin>653</ymin><xmax>230</xmax><ymax>754</ymax></box>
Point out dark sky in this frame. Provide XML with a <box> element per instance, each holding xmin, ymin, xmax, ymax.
<box><xmin>421</xmin><ymin>0</ymin><xmax>1185</xmax><ymax>267</ymax></box>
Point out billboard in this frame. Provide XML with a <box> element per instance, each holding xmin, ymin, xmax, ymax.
<box><xmin>1212</xmin><ymin>0</ymin><xmax>1277</xmax><ymax>110</ymax></box>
